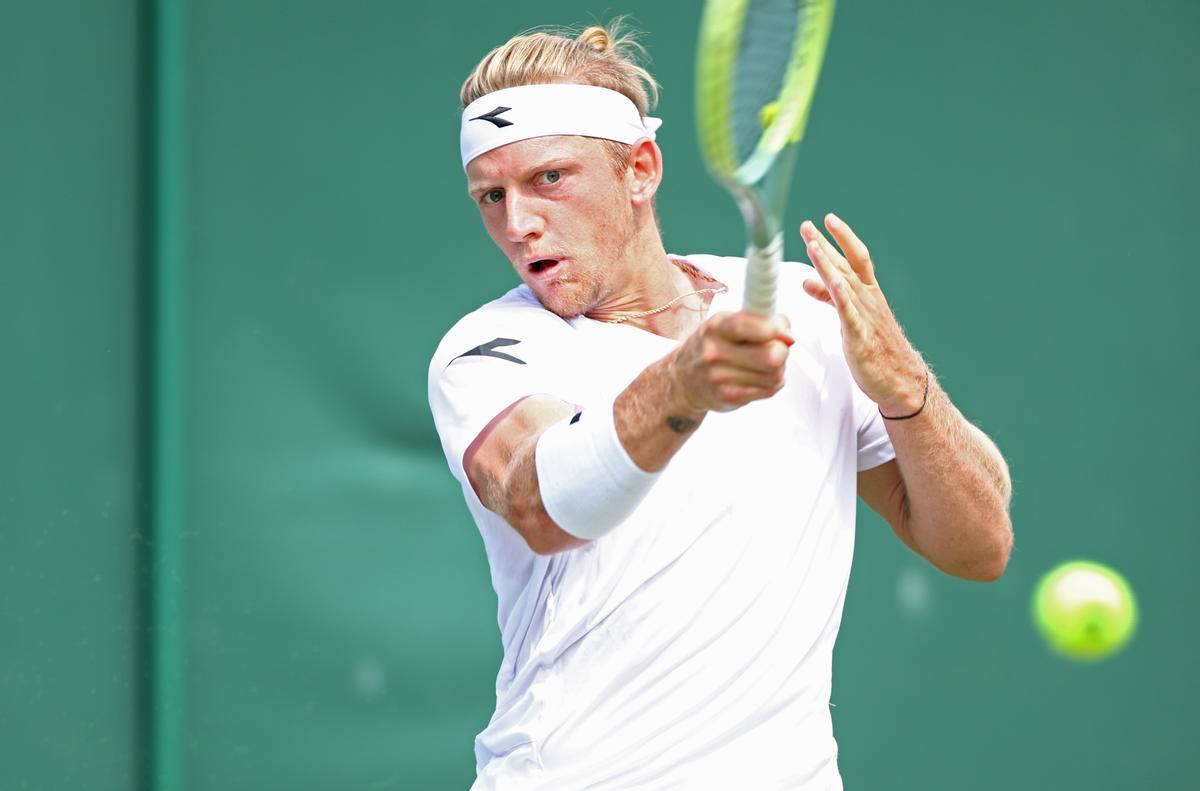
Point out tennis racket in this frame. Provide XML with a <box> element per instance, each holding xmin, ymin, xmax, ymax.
<box><xmin>695</xmin><ymin>0</ymin><xmax>836</xmax><ymax>315</ymax></box>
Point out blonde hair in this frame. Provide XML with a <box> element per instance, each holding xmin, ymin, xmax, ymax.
<box><xmin>461</xmin><ymin>19</ymin><xmax>661</xmax><ymax>172</ymax></box>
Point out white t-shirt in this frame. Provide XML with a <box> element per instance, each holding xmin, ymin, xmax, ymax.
<box><xmin>428</xmin><ymin>255</ymin><xmax>896</xmax><ymax>790</ymax></box>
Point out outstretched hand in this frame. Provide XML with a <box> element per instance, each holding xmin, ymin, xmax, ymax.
<box><xmin>800</xmin><ymin>213</ymin><xmax>927</xmax><ymax>416</ymax></box>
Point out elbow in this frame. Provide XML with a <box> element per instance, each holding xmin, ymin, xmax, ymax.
<box><xmin>514</xmin><ymin>508</ymin><xmax>587</xmax><ymax>556</ymax></box>
<box><xmin>967</xmin><ymin>517</ymin><xmax>1014</xmax><ymax>583</ymax></box>
<box><xmin>973</xmin><ymin>557</ymin><xmax>1008</xmax><ymax>583</ymax></box>
<box><xmin>952</xmin><ymin>552</ymin><xmax>1008</xmax><ymax>583</ymax></box>
<box><xmin>914</xmin><ymin>509</ymin><xmax>1013</xmax><ymax>582</ymax></box>
<box><xmin>525</xmin><ymin>530</ymin><xmax>585</xmax><ymax>556</ymax></box>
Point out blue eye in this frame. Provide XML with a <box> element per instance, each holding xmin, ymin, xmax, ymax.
<box><xmin>540</xmin><ymin>170</ymin><xmax>562</xmax><ymax>185</ymax></box>
<box><xmin>482</xmin><ymin>189</ymin><xmax>504</xmax><ymax>205</ymax></box>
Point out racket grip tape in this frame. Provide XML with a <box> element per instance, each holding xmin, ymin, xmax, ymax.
<box><xmin>743</xmin><ymin>233</ymin><xmax>784</xmax><ymax>315</ymax></box>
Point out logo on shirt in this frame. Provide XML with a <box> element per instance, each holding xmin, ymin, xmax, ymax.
<box><xmin>470</xmin><ymin>106</ymin><xmax>514</xmax><ymax>128</ymax></box>
<box><xmin>451</xmin><ymin>337</ymin><xmax>526</xmax><ymax>365</ymax></box>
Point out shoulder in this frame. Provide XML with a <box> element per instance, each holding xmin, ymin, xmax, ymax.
<box><xmin>429</xmin><ymin>285</ymin><xmax>574</xmax><ymax>375</ymax></box>
<box><xmin>675</xmin><ymin>252</ymin><xmax>746</xmax><ymax>285</ymax></box>
<box><xmin>677</xmin><ymin>252</ymin><xmax>837</xmax><ymax>331</ymax></box>
<box><xmin>674</xmin><ymin>251</ymin><xmax>820</xmax><ymax>294</ymax></box>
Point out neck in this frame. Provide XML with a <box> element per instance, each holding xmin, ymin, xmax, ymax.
<box><xmin>585</xmin><ymin>235</ymin><xmax>724</xmax><ymax>339</ymax></box>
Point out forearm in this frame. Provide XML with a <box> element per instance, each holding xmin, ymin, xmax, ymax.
<box><xmin>885</xmin><ymin>371</ymin><xmax>1013</xmax><ymax>581</ymax></box>
<box><xmin>796</xmin><ymin>213</ymin><xmax>1012</xmax><ymax>579</ymax></box>
<box><xmin>476</xmin><ymin>354</ymin><xmax>706</xmax><ymax>555</ymax></box>
<box><xmin>614</xmin><ymin>353</ymin><xmax>708</xmax><ymax>472</ymax></box>
<box><xmin>614</xmin><ymin>311</ymin><xmax>788</xmax><ymax>470</ymax></box>
<box><xmin>496</xmin><ymin>431</ymin><xmax>588</xmax><ymax>555</ymax></box>
<box><xmin>472</xmin><ymin>356</ymin><xmax>708</xmax><ymax>555</ymax></box>
<box><xmin>468</xmin><ymin>311</ymin><xmax>786</xmax><ymax>554</ymax></box>
<box><xmin>519</xmin><ymin>353</ymin><xmax>705</xmax><ymax>551</ymax></box>
<box><xmin>467</xmin><ymin>395</ymin><xmax>585</xmax><ymax>554</ymax></box>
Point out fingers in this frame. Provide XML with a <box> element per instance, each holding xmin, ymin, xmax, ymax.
<box><xmin>704</xmin><ymin>359</ymin><xmax>787</xmax><ymax>410</ymax></box>
<box><xmin>712</xmin><ymin>310</ymin><xmax>793</xmax><ymax>346</ymax></box>
<box><xmin>702</xmin><ymin>324</ymin><xmax>790</xmax><ymax>374</ymax></box>
<box><xmin>709</xmin><ymin>312</ymin><xmax>792</xmax><ymax>375</ymax></box>
<box><xmin>801</xmin><ymin>235</ymin><xmax>865</xmax><ymax>338</ymax></box>
<box><xmin>800</xmin><ymin>215</ymin><xmax>876</xmax><ymax>291</ymax></box>
<box><xmin>827</xmin><ymin>276</ymin><xmax>863</xmax><ymax>327</ymax></box>
<box><xmin>800</xmin><ymin>217</ymin><xmax>876</xmax><ymax>340</ymax></box>
<box><xmin>802</xmin><ymin>228</ymin><xmax>851</xmax><ymax>309</ymax></box>
<box><xmin>724</xmin><ymin>336</ymin><xmax>790</xmax><ymax>372</ymax></box>
<box><xmin>675</xmin><ymin>311</ymin><xmax>792</xmax><ymax>412</ymax></box>
<box><xmin>802</xmin><ymin>277</ymin><xmax>833</xmax><ymax>305</ymax></box>
<box><xmin>824</xmin><ymin>213</ymin><xmax>876</xmax><ymax>286</ymax></box>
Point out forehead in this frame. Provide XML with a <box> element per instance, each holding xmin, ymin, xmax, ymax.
<box><xmin>465</xmin><ymin>135</ymin><xmax>607</xmax><ymax>184</ymax></box>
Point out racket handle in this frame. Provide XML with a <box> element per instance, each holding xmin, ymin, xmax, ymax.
<box><xmin>743</xmin><ymin>233</ymin><xmax>783</xmax><ymax>315</ymax></box>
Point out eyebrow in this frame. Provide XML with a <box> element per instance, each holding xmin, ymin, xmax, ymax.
<box><xmin>467</xmin><ymin>156</ymin><xmax>578</xmax><ymax>194</ymax></box>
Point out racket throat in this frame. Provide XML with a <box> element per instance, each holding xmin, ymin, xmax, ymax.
<box><xmin>732</xmin><ymin>185</ymin><xmax>780</xmax><ymax>250</ymax></box>
<box><xmin>730</xmin><ymin>185</ymin><xmax>784</xmax><ymax>316</ymax></box>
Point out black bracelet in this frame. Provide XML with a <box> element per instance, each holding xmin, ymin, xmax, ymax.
<box><xmin>879</xmin><ymin>369</ymin><xmax>930</xmax><ymax>421</ymax></box>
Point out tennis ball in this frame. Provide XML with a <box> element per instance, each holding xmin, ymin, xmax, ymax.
<box><xmin>1032</xmin><ymin>560</ymin><xmax>1138</xmax><ymax>662</ymax></box>
<box><xmin>759</xmin><ymin>101</ymin><xmax>780</xmax><ymax>129</ymax></box>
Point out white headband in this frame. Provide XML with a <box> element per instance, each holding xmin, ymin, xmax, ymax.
<box><xmin>460</xmin><ymin>84</ymin><xmax>662</xmax><ymax>168</ymax></box>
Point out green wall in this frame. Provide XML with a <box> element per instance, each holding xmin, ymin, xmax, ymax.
<box><xmin>2</xmin><ymin>2</ymin><xmax>145</xmax><ymax>789</ymax></box>
<box><xmin>2</xmin><ymin>1</ymin><xmax>1197</xmax><ymax>789</ymax></box>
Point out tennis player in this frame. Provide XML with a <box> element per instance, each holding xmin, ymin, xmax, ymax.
<box><xmin>428</xmin><ymin>22</ymin><xmax>1012</xmax><ymax>790</ymax></box>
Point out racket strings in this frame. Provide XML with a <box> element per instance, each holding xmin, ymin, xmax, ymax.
<box><xmin>732</xmin><ymin>0</ymin><xmax>804</xmax><ymax>165</ymax></box>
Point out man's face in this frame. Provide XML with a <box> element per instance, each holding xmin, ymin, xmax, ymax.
<box><xmin>466</xmin><ymin>136</ymin><xmax>636</xmax><ymax>318</ymax></box>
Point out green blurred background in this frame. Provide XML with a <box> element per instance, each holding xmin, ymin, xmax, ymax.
<box><xmin>3</xmin><ymin>0</ymin><xmax>1197</xmax><ymax>788</ymax></box>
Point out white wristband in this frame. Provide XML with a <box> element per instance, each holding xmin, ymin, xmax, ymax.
<box><xmin>534</xmin><ymin>401</ymin><xmax>660</xmax><ymax>540</ymax></box>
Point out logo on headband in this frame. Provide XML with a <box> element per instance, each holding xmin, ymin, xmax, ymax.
<box><xmin>470</xmin><ymin>106</ymin><xmax>514</xmax><ymax>128</ymax></box>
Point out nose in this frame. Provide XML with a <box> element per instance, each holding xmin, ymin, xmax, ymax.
<box><xmin>504</xmin><ymin>193</ymin><xmax>543</xmax><ymax>243</ymax></box>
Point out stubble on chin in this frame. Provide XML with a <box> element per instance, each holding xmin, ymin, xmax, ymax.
<box><xmin>535</xmin><ymin>271</ymin><xmax>605</xmax><ymax>320</ymax></box>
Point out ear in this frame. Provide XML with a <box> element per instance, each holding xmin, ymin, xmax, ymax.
<box><xmin>626</xmin><ymin>138</ymin><xmax>663</xmax><ymax>208</ymax></box>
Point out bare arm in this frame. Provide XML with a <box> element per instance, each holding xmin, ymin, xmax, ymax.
<box><xmin>857</xmin><ymin>375</ymin><xmax>1013</xmax><ymax>581</ymax></box>
<box><xmin>802</xmin><ymin>214</ymin><xmax>1012</xmax><ymax>581</ymax></box>
<box><xmin>463</xmin><ymin>311</ymin><xmax>791</xmax><ymax>554</ymax></box>
<box><xmin>462</xmin><ymin>394</ymin><xmax>582</xmax><ymax>555</ymax></box>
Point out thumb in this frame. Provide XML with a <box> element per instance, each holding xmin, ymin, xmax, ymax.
<box><xmin>772</xmin><ymin>314</ymin><xmax>794</xmax><ymax>347</ymax></box>
<box><xmin>803</xmin><ymin>278</ymin><xmax>833</xmax><ymax>305</ymax></box>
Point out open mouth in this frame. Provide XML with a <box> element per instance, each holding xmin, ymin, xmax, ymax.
<box><xmin>528</xmin><ymin>258</ymin><xmax>560</xmax><ymax>274</ymax></box>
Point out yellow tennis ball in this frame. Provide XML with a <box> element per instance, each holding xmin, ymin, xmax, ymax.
<box><xmin>759</xmin><ymin>101</ymin><xmax>780</xmax><ymax>129</ymax></box>
<box><xmin>1032</xmin><ymin>560</ymin><xmax>1138</xmax><ymax>662</ymax></box>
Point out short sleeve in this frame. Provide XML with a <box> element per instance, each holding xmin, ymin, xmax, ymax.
<box><xmin>851</xmin><ymin>381</ymin><xmax>896</xmax><ymax>472</ymax></box>
<box><xmin>428</xmin><ymin>302</ymin><xmax>574</xmax><ymax>482</ymax></box>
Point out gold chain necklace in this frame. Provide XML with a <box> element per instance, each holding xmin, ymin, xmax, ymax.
<box><xmin>602</xmin><ymin>261</ymin><xmax>728</xmax><ymax>325</ymax></box>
